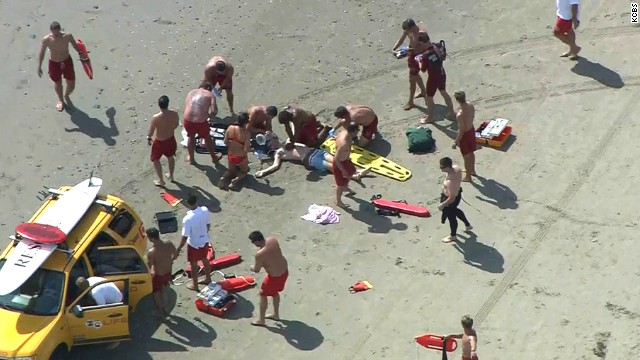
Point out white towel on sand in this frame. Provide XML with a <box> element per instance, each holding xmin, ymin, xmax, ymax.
<box><xmin>301</xmin><ymin>204</ymin><xmax>340</xmax><ymax>224</ymax></box>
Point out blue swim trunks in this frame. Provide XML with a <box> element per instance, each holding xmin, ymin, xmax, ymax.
<box><xmin>304</xmin><ymin>149</ymin><xmax>327</xmax><ymax>171</ymax></box>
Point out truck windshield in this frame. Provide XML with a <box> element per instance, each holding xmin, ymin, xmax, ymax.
<box><xmin>0</xmin><ymin>259</ymin><xmax>65</xmax><ymax>316</ymax></box>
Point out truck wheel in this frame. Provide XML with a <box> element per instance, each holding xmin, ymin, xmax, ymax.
<box><xmin>50</xmin><ymin>345</ymin><xmax>68</xmax><ymax>360</ymax></box>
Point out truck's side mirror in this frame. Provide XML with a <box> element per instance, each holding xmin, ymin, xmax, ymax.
<box><xmin>72</xmin><ymin>304</ymin><xmax>84</xmax><ymax>318</ymax></box>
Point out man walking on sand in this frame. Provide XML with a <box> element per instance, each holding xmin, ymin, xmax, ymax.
<box><xmin>147</xmin><ymin>95</ymin><xmax>179</xmax><ymax>187</ymax></box>
<box><xmin>391</xmin><ymin>19</ymin><xmax>430</xmax><ymax>111</ymax></box>
<box><xmin>204</xmin><ymin>55</ymin><xmax>235</xmax><ymax>116</ymax></box>
<box><xmin>37</xmin><ymin>21</ymin><xmax>84</xmax><ymax>112</ymax></box>
<box><xmin>333</xmin><ymin>122</ymin><xmax>359</xmax><ymax>208</ymax></box>
<box><xmin>438</xmin><ymin>157</ymin><xmax>472</xmax><ymax>243</ymax></box>
<box><xmin>175</xmin><ymin>194</ymin><xmax>212</xmax><ymax>291</ymax></box>
<box><xmin>446</xmin><ymin>315</ymin><xmax>479</xmax><ymax>360</ymax></box>
<box><xmin>554</xmin><ymin>0</ymin><xmax>581</xmax><ymax>60</ymax></box>
<box><xmin>183</xmin><ymin>81</ymin><xmax>222</xmax><ymax>165</ymax></box>
<box><xmin>452</xmin><ymin>91</ymin><xmax>477</xmax><ymax>182</ymax></box>
<box><xmin>418</xmin><ymin>33</ymin><xmax>456</xmax><ymax>124</ymax></box>
<box><xmin>249</xmin><ymin>231</ymin><xmax>288</xmax><ymax>327</ymax></box>
<box><xmin>146</xmin><ymin>227</ymin><xmax>177</xmax><ymax>319</ymax></box>
<box><xmin>332</xmin><ymin>103</ymin><xmax>379</xmax><ymax>148</ymax></box>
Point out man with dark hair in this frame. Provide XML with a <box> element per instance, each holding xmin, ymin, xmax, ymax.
<box><xmin>37</xmin><ymin>21</ymin><xmax>84</xmax><ymax>112</ymax></box>
<box><xmin>333</xmin><ymin>122</ymin><xmax>359</xmax><ymax>208</ymax></box>
<box><xmin>391</xmin><ymin>18</ymin><xmax>429</xmax><ymax>110</ymax></box>
<box><xmin>183</xmin><ymin>81</ymin><xmax>222</xmax><ymax>165</ymax></box>
<box><xmin>249</xmin><ymin>231</ymin><xmax>288</xmax><ymax>327</ymax></box>
<box><xmin>438</xmin><ymin>157</ymin><xmax>472</xmax><ymax>243</ymax></box>
<box><xmin>447</xmin><ymin>315</ymin><xmax>479</xmax><ymax>360</ymax></box>
<box><xmin>452</xmin><ymin>91</ymin><xmax>477</xmax><ymax>181</ymax></box>
<box><xmin>204</xmin><ymin>55</ymin><xmax>235</xmax><ymax>116</ymax></box>
<box><xmin>277</xmin><ymin>105</ymin><xmax>329</xmax><ymax>149</ymax></box>
<box><xmin>332</xmin><ymin>103</ymin><xmax>379</xmax><ymax>147</ymax></box>
<box><xmin>219</xmin><ymin>112</ymin><xmax>251</xmax><ymax>190</ymax></box>
<box><xmin>147</xmin><ymin>95</ymin><xmax>179</xmax><ymax>186</ymax></box>
<box><xmin>146</xmin><ymin>227</ymin><xmax>177</xmax><ymax>319</ymax></box>
<box><xmin>418</xmin><ymin>33</ymin><xmax>456</xmax><ymax>124</ymax></box>
<box><xmin>175</xmin><ymin>194</ymin><xmax>212</xmax><ymax>291</ymax></box>
<box><xmin>247</xmin><ymin>105</ymin><xmax>278</xmax><ymax>135</ymax></box>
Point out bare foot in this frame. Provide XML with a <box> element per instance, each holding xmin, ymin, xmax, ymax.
<box><xmin>64</xmin><ymin>95</ymin><xmax>72</xmax><ymax>106</ymax></box>
<box><xmin>568</xmin><ymin>46</ymin><xmax>581</xmax><ymax>60</ymax></box>
<box><xmin>165</xmin><ymin>173</ymin><xmax>175</xmax><ymax>183</ymax></box>
<box><xmin>154</xmin><ymin>179</ymin><xmax>166</xmax><ymax>187</ymax></box>
<box><xmin>56</xmin><ymin>101</ymin><xmax>65</xmax><ymax>112</ymax></box>
<box><xmin>186</xmin><ymin>283</ymin><xmax>199</xmax><ymax>291</ymax></box>
<box><xmin>185</xmin><ymin>155</ymin><xmax>195</xmax><ymax>165</ymax></box>
<box><xmin>336</xmin><ymin>201</ymin><xmax>349</xmax><ymax>209</ymax></box>
<box><xmin>265</xmin><ymin>314</ymin><xmax>280</xmax><ymax>321</ymax></box>
<box><xmin>251</xmin><ymin>319</ymin><xmax>267</xmax><ymax>327</ymax></box>
<box><xmin>419</xmin><ymin>116</ymin><xmax>434</xmax><ymax>124</ymax></box>
<box><xmin>403</xmin><ymin>102</ymin><xmax>415</xmax><ymax>111</ymax></box>
<box><xmin>198</xmin><ymin>279</ymin><xmax>211</xmax><ymax>285</ymax></box>
<box><xmin>345</xmin><ymin>188</ymin><xmax>356</xmax><ymax>196</ymax></box>
<box><xmin>462</xmin><ymin>176</ymin><xmax>472</xmax><ymax>183</ymax></box>
<box><xmin>218</xmin><ymin>177</ymin><xmax>230</xmax><ymax>190</ymax></box>
<box><xmin>442</xmin><ymin>235</ymin><xmax>456</xmax><ymax>243</ymax></box>
<box><xmin>414</xmin><ymin>93</ymin><xmax>425</xmax><ymax>99</ymax></box>
<box><xmin>560</xmin><ymin>51</ymin><xmax>571</xmax><ymax>57</ymax></box>
<box><xmin>211</xmin><ymin>153</ymin><xmax>222</xmax><ymax>164</ymax></box>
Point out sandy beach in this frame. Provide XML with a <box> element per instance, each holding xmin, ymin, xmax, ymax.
<box><xmin>1</xmin><ymin>0</ymin><xmax>639</xmax><ymax>359</ymax></box>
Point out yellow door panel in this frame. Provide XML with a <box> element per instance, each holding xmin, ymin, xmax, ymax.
<box><xmin>66</xmin><ymin>304</ymin><xmax>130</xmax><ymax>345</ymax></box>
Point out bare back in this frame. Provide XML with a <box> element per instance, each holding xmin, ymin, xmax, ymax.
<box><xmin>43</xmin><ymin>33</ymin><xmax>74</xmax><ymax>62</ymax></box>
<box><xmin>334</xmin><ymin>130</ymin><xmax>352</xmax><ymax>162</ymax></box>
<box><xmin>184</xmin><ymin>89</ymin><xmax>213</xmax><ymax>123</ymax></box>
<box><xmin>151</xmin><ymin>110</ymin><xmax>179</xmax><ymax>141</ymax></box>
<box><xmin>347</xmin><ymin>104</ymin><xmax>375</xmax><ymax>127</ymax></box>
<box><xmin>443</xmin><ymin>165</ymin><xmax>463</xmax><ymax>197</ymax></box>
<box><xmin>248</xmin><ymin>106</ymin><xmax>271</xmax><ymax>132</ymax></box>
<box><xmin>460</xmin><ymin>330</ymin><xmax>478</xmax><ymax>357</ymax></box>
<box><xmin>256</xmin><ymin>237</ymin><xmax>288</xmax><ymax>276</ymax></box>
<box><xmin>409</xmin><ymin>27</ymin><xmax>430</xmax><ymax>54</ymax></box>
<box><xmin>148</xmin><ymin>240</ymin><xmax>177</xmax><ymax>276</ymax></box>
<box><xmin>456</xmin><ymin>102</ymin><xmax>475</xmax><ymax>132</ymax></box>
<box><xmin>205</xmin><ymin>56</ymin><xmax>233</xmax><ymax>80</ymax></box>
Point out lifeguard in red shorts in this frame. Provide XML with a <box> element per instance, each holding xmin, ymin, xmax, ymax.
<box><xmin>332</xmin><ymin>103</ymin><xmax>379</xmax><ymax>147</ymax></box>
<box><xmin>452</xmin><ymin>91</ymin><xmax>477</xmax><ymax>182</ymax></box>
<box><xmin>333</xmin><ymin>122</ymin><xmax>359</xmax><ymax>208</ymax></box>
<box><xmin>390</xmin><ymin>19</ymin><xmax>429</xmax><ymax>111</ymax></box>
<box><xmin>278</xmin><ymin>105</ymin><xmax>330</xmax><ymax>149</ymax></box>
<box><xmin>147</xmin><ymin>95</ymin><xmax>179</xmax><ymax>186</ymax></box>
<box><xmin>146</xmin><ymin>227</ymin><xmax>177</xmax><ymax>319</ymax></box>
<box><xmin>418</xmin><ymin>34</ymin><xmax>456</xmax><ymax>125</ymax></box>
<box><xmin>553</xmin><ymin>0</ymin><xmax>581</xmax><ymax>60</ymax></box>
<box><xmin>183</xmin><ymin>82</ymin><xmax>222</xmax><ymax>165</ymax></box>
<box><xmin>249</xmin><ymin>231</ymin><xmax>289</xmax><ymax>327</ymax></box>
<box><xmin>204</xmin><ymin>55</ymin><xmax>236</xmax><ymax>116</ymax></box>
<box><xmin>175</xmin><ymin>194</ymin><xmax>212</xmax><ymax>292</ymax></box>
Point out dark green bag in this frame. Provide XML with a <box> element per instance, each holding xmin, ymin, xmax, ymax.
<box><xmin>406</xmin><ymin>126</ymin><xmax>435</xmax><ymax>153</ymax></box>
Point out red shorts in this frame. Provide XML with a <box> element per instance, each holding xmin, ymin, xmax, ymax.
<box><xmin>260</xmin><ymin>271</ymin><xmax>288</xmax><ymax>297</ymax></box>
<box><xmin>426</xmin><ymin>69</ymin><xmax>447</xmax><ymax>97</ymax></box>
<box><xmin>183</xmin><ymin>120</ymin><xmax>210</xmax><ymax>138</ymax></box>
<box><xmin>332</xmin><ymin>159</ymin><xmax>356</xmax><ymax>187</ymax></box>
<box><xmin>208</xmin><ymin>73</ymin><xmax>232</xmax><ymax>91</ymax></box>
<box><xmin>187</xmin><ymin>244</ymin><xmax>209</xmax><ymax>262</ymax></box>
<box><xmin>362</xmin><ymin>116</ymin><xmax>378</xmax><ymax>141</ymax></box>
<box><xmin>295</xmin><ymin>115</ymin><xmax>320</xmax><ymax>147</ymax></box>
<box><xmin>462</xmin><ymin>355</ymin><xmax>479</xmax><ymax>360</ymax></box>
<box><xmin>227</xmin><ymin>154</ymin><xmax>247</xmax><ymax>166</ymax></box>
<box><xmin>554</xmin><ymin>16</ymin><xmax>573</xmax><ymax>34</ymax></box>
<box><xmin>48</xmin><ymin>56</ymin><xmax>75</xmax><ymax>82</ymax></box>
<box><xmin>407</xmin><ymin>55</ymin><xmax>420</xmax><ymax>76</ymax></box>
<box><xmin>150</xmin><ymin>136</ymin><xmax>177</xmax><ymax>162</ymax></box>
<box><xmin>459</xmin><ymin>127</ymin><xmax>476</xmax><ymax>155</ymax></box>
<box><xmin>152</xmin><ymin>273</ymin><xmax>172</xmax><ymax>293</ymax></box>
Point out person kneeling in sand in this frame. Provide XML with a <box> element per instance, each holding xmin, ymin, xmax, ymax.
<box><xmin>255</xmin><ymin>141</ymin><xmax>371</xmax><ymax>179</ymax></box>
<box><xmin>332</xmin><ymin>103</ymin><xmax>379</xmax><ymax>147</ymax></box>
<box><xmin>219</xmin><ymin>112</ymin><xmax>251</xmax><ymax>190</ymax></box>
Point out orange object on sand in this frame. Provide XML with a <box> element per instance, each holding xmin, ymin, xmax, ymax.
<box><xmin>184</xmin><ymin>245</ymin><xmax>243</xmax><ymax>276</ymax></box>
<box><xmin>349</xmin><ymin>280</ymin><xmax>373</xmax><ymax>293</ymax></box>
<box><xmin>217</xmin><ymin>274</ymin><xmax>256</xmax><ymax>292</ymax></box>
<box><xmin>415</xmin><ymin>333</ymin><xmax>458</xmax><ymax>352</ymax></box>
<box><xmin>161</xmin><ymin>192</ymin><xmax>181</xmax><ymax>207</ymax></box>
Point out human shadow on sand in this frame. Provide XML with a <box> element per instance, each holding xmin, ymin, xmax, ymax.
<box><xmin>223</xmin><ymin>294</ymin><xmax>255</xmax><ymax>320</ymax></box>
<box><xmin>571</xmin><ymin>57</ymin><xmax>624</xmax><ymax>89</ymax></box>
<box><xmin>164</xmin><ymin>315</ymin><xmax>217</xmax><ymax>347</ymax></box>
<box><xmin>343</xmin><ymin>196</ymin><xmax>408</xmax><ymax>233</ymax></box>
<box><xmin>170</xmin><ymin>180</ymin><xmax>222</xmax><ymax>213</ymax></box>
<box><xmin>65</xmin><ymin>106</ymin><xmax>119</xmax><ymax>146</ymax></box>
<box><xmin>470</xmin><ymin>175</ymin><xmax>518</xmax><ymax>210</ymax></box>
<box><xmin>267</xmin><ymin>319</ymin><xmax>324</xmax><ymax>351</ymax></box>
<box><xmin>451</xmin><ymin>231</ymin><xmax>504</xmax><ymax>274</ymax></box>
<box><xmin>366</xmin><ymin>134</ymin><xmax>392</xmax><ymax>157</ymax></box>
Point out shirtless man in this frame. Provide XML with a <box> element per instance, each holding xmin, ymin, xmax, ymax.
<box><xmin>391</xmin><ymin>18</ymin><xmax>429</xmax><ymax>110</ymax></box>
<box><xmin>37</xmin><ymin>21</ymin><xmax>84</xmax><ymax>112</ymax></box>
<box><xmin>452</xmin><ymin>91</ymin><xmax>477</xmax><ymax>182</ymax></box>
<box><xmin>333</xmin><ymin>122</ymin><xmax>359</xmax><ymax>208</ymax></box>
<box><xmin>204</xmin><ymin>55</ymin><xmax>235</xmax><ymax>116</ymax></box>
<box><xmin>146</xmin><ymin>227</ymin><xmax>177</xmax><ymax>319</ymax></box>
<box><xmin>147</xmin><ymin>95</ymin><xmax>179</xmax><ymax>186</ymax></box>
<box><xmin>447</xmin><ymin>315</ymin><xmax>479</xmax><ymax>360</ymax></box>
<box><xmin>438</xmin><ymin>157</ymin><xmax>472</xmax><ymax>243</ymax></box>
<box><xmin>249</xmin><ymin>231</ymin><xmax>289</xmax><ymax>327</ymax></box>
<box><xmin>183</xmin><ymin>81</ymin><xmax>222</xmax><ymax>165</ymax></box>
<box><xmin>278</xmin><ymin>105</ymin><xmax>329</xmax><ymax>149</ymax></box>
<box><xmin>255</xmin><ymin>141</ymin><xmax>370</xmax><ymax>179</ymax></box>
<box><xmin>219</xmin><ymin>112</ymin><xmax>251</xmax><ymax>190</ymax></box>
<box><xmin>418</xmin><ymin>33</ymin><xmax>456</xmax><ymax>124</ymax></box>
<box><xmin>333</xmin><ymin>104</ymin><xmax>379</xmax><ymax>147</ymax></box>
<box><xmin>247</xmin><ymin>105</ymin><xmax>278</xmax><ymax>135</ymax></box>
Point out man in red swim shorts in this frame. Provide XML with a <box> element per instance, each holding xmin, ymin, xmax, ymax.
<box><xmin>147</xmin><ymin>95</ymin><xmax>179</xmax><ymax>187</ymax></box>
<box><xmin>333</xmin><ymin>122</ymin><xmax>359</xmax><ymax>208</ymax></box>
<box><xmin>332</xmin><ymin>103</ymin><xmax>378</xmax><ymax>147</ymax></box>
<box><xmin>249</xmin><ymin>231</ymin><xmax>289</xmax><ymax>327</ymax></box>
<box><xmin>175</xmin><ymin>194</ymin><xmax>213</xmax><ymax>292</ymax></box>
<box><xmin>146</xmin><ymin>227</ymin><xmax>177</xmax><ymax>319</ymax></box>
<box><xmin>447</xmin><ymin>315</ymin><xmax>479</xmax><ymax>360</ymax></box>
<box><xmin>204</xmin><ymin>55</ymin><xmax>236</xmax><ymax>116</ymax></box>
<box><xmin>37</xmin><ymin>21</ymin><xmax>84</xmax><ymax>112</ymax></box>
<box><xmin>554</xmin><ymin>0</ymin><xmax>581</xmax><ymax>60</ymax></box>
<box><xmin>183</xmin><ymin>82</ymin><xmax>222</xmax><ymax>165</ymax></box>
<box><xmin>452</xmin><ymin>91</ymin><xmax>477</xmax><ymax>182</ymax></box>
<box><xmin>278</xmin><ymin>105</ymin><xmax>330</xmax><ymax>149</ymax></box>
<box><xmin>391</xmin><ymin>19</ymin><xmax>429</xmax><ymax>110</ymax></box>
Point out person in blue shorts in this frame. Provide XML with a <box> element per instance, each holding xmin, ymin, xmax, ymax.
<box><xmin>255</xmin><ymin>141</ymin><xmax>371</xmax><ymax>179</ymax></box>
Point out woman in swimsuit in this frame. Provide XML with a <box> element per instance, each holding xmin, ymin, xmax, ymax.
<box><xmin>219</xmin><ymin>112</ymin><xmax>251</xmax><ymax>190</ymax></box>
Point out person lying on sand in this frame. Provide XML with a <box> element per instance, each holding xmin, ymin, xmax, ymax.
<box><xmin>255</xmin><ymin>140</ymin><xmax>371</xmax><ymax>180</ymax></box>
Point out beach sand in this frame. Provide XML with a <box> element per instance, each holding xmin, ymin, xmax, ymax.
<box><xmin>1</xmin><ymin>0</ymin><xmax>639</xmax><ymax>359</ymax></box>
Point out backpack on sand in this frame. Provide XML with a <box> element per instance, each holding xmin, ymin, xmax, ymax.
<box><xmin>406</xmin><ymin>126</ymin><xmax>436</xmax><ymax>153</ymax></box>
<box><xmin>436</xmin><ymin>40</ymin><xmax>447</xmax><ymax>61</ymax></box>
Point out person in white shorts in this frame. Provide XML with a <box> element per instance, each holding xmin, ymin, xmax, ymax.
<box><xmin>175</xmin><ymin>194</ymin><xmax>212</xmax><ymax>291</ymax></box>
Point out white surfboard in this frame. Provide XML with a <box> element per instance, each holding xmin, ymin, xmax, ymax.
<box><xmin>0</xmin><ymin>177</ymin><xmax>102</xmax><ymax>296</ymax></box>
